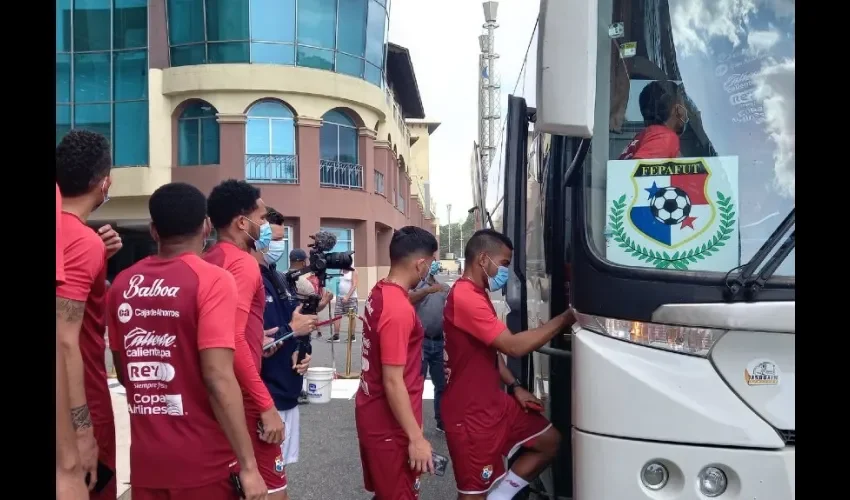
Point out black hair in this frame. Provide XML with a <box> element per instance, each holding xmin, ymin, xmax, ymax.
<box><xmin>464</xmin><ymin>229</ymin><xmax>514</xmax><ymax>264</ymax></box>
<box><xmin>638</xmin><ymin>80</ymin><xmax>683</xmax><ymax>126</ymax></box>
<box><xmin>389</xmin><ymin>226</ymin><xmax>438</xmax><ymax>263</ymax></box>
<box><xmin>149</xmin><ymin>183</ymin><xmax>208</xmax><ymax>240</ymax></box>
<box><xmin>265</xmin><ymin>207</ymin><xmax>285</xmax><ymax>226</ymax></box>
<box><xmin>56</xmin><ymin>129</ymin><xmax>112</xmax><ymax>197</ymax></box>
<box><xmin>207</xmin><ymin>179</ymin><xmax>261</xmax><ymax>229</ymax></box>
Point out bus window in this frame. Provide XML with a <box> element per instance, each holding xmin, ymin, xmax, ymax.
<box><xmin>588</xmin><ymin>0</ymin><xmax>794</xmax><ymax>276</ymax></box>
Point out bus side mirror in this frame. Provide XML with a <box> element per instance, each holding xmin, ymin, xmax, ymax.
<box><xmin>535</xmin><ymin>0</ymin><xmax>598</xmax><ymax>138</ymax></box>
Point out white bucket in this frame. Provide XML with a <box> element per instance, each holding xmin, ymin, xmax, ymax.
<box><xmin>305</xmin><ymin>367</ymin><xmax>334</xmax><ymax>404</ymax></box>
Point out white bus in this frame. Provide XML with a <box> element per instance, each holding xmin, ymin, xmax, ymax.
<box><xmin>493</xmin><ymin>0</ymin><xmax>794</xmax><ymax>498</ymax></box>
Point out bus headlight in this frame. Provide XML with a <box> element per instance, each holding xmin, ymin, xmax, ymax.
<box><xmin>697</xmin><ymin>466</ymin><xmax>728</xmax><ymax>497</ymax></box>
<box><xmin>576</xmin><ymin>313</ymin><xmax>726</xmax><ymax>357</ymax></box>
<box><xmin>640</xmin><ymin>462</ymin><xmax>668</xmax><ymax>490</ymax></box>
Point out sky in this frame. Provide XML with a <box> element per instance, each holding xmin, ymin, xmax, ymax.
<box><xmin>388</xmin><ymin>0</ymin><xmax>539</xmax><ymax>224</ymax></box>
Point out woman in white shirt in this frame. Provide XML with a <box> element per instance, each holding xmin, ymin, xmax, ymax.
<box><xmin>330</xmin><ymin>267</ymin><xmax>359</xmax><ymax>342</ymax></box>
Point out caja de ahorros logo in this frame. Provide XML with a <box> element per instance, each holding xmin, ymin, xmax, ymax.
<box><xmin>124</xmin><ymin>327</ymin><xmax>177</xmax><ymax>358</ymax></box>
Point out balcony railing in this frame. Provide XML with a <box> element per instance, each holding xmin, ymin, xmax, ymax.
<box><xmin>246</xmin><ymin>154</ymin><xmax>298</xmax><ymax>184</ymax></box>
<box><xmin>320</xmin><ymin>160</ymin><xmax>363</xmax><ymax>189</ymax></box>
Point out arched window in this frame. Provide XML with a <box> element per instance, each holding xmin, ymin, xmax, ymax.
<box><xmin>320</xmin><ymin>110</ymin><xmax>362</xmax><ymax>189</ymax></box>
<box><xmin>178</xmin><ymin>101</ymin><xmax>220</xmax><ymax>166</ymax></box>
<box><xmin>245</xmin><ymin>100</ymin><xmax>297</xmax><ymax>183</ymax></box>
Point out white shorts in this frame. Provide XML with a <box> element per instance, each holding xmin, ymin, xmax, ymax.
<box><xmin>279</xmin><ymin>407</ymin><xmax>300</xmax><ymax>465</ymax></box>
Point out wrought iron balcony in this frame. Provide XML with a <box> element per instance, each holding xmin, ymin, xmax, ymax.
<box><xmin>245</xmin><ymin>154</ymin><xmax>298</xmax><ymax>183</ymax></box>
<box><xmin>320</xmin><ymin>160</ymin><xmax>363</xmax><ymax>189</ymax></box>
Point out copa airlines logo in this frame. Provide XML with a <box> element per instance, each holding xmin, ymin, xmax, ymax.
<box><xmin>123</xmin><ymin>275</ymin><xmax>181</xmax><ymax>299</ymax></box>
<box><xmin>127</xmin><ymin>362</ymin><xmax>176</xmax><ymax>382</ymax></box>
<box><xmin>124</xmin><ymin>327</ymin><xmax>177</xmax><ymax>358</ymax></box>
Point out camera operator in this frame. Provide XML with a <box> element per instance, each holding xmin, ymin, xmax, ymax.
<box><xmin>253</xmin><ymin>210</ymin><xmax>329</xmax><ymax>479</ymax></box>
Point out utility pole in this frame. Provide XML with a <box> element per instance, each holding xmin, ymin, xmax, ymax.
<box><xmin>446</xmin><ymin>203</ymin><xmax>452</xmax><ymax>257</ymax></box>
<box><xmin>478</xmin><ymin>1</ymin><xmax>500</xmax><ymax>206</ymax></box>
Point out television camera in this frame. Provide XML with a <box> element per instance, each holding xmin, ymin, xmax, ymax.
<box><xmin>283</xmin><ymin>230</ymin><xmax>354</xmax><ymax>315</ymax></box>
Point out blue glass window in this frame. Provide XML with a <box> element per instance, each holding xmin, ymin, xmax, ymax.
<box><xmin>164</xmin><ymin>0</ymin><xmax>387</xmax><ymax>86</ymax></box>
<box><xmin>56</xmin><ymin>0</ymin><xmax>149</xmax><ymax>166</ymax></box>
<box><xmin>365</xmin><ymin>0</ymin><xmax>387</xmax><ymax>67</ymax></box>
<box><xmin>297</xmin><ymin>0</ymin><xmax>337</xmax><ymax>49</ymax></box>
<box><xmin>297</xmin><ymin>46</ymin><xmax>334</xmax><ymax>71</ymax></box>
<box><xmin>166</xmin><ymin>0</ymin><xmax>205</xmax><ymax>45</ymax></box>
<box><xmin>114</xmin><ymin>102</ymin><xmax>149</xmax><ymax>166</ymax></box>
<box><xmin>113</xmin><ymin>51</ymin><xmax>148</xmax><ymax>101</ymax></box>
<box><xmin>113</xmin><ymin>0</ymin><xmax>148</xmax><ymax>50</ymax></box>
<box><xmin>178</xmin><ymin>101</ymin><xmax>221</xmax><ymax>166</ymax></box>
<box><xmin>206</xmin><ymin>0</ymin><xmax>250</xmax><ymax>42</ymax></box>
<box><xmin>246</xmin><ymin>101</ymin><xmax>296</xmax><ymax>155</ymax></box>
<box><xmin>251</xmin><ymin>0</ymin><xmax>295</xmax><ymax>42</ymax></box>
<box><xmin>74</xmin><ymin>0</ymin><xmax>111</xmax><ymax>52</ymax></box>
<box><xmin>74</xmin><ymin>53</ymin><xmax>110</xmax><ymax>103</ymax></box>
<box><xmin>338</xmin><ymin>0</ymin><xmax>368</xmax><ymax>57</ymax></box>
<box><xmin>251</xmin><ymin>43</ymin><xmax>295</xmax><ymax>65</ymax></box>
<box><xmin>321</xmin><ymin>110</ymin><xmax>358</xmax><ymax>163</ymax></box>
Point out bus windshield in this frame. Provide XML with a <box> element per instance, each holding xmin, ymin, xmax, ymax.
<box><xmin>587</xmin><ymin>0</ymin><xmax>795</xmax><ymax>278</ymax></box>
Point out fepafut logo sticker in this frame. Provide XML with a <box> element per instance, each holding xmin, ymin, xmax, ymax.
<box><xmin>118</xmin><ymin>303</ymin><xmax>133</xmax><ymax>324</ymax></box>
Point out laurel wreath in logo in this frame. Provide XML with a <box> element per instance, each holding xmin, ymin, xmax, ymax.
<box><xmin>609</xmin><ymin>191</ymin><xmax>736</xmax><ymax>270</ymax></box>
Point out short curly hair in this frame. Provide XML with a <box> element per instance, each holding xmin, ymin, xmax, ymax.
<box><xmin>207</xmin><ymin>179</ymin><xmax>261</xmax><ymax>229</ymax></box>
<box><xmin>265</xmin><ymin>207</ymin><xmax>285</xmax><ymax>226</ymax></box>
<box><xmin>149</xmin><ymin>183</ymin><xmax>208</xmax><ymax>239</ymax></box>
<box><xmin>390</xmin><ymin>226</ymin><xmax>438</xmax><ymax>263</ymax></box>
<box><xmin>56</xmin><ymin>130</ymin><xmax>112</xmax><ymax>197</ymax></box>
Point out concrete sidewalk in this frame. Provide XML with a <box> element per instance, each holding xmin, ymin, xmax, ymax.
<box><xmin>111</xmin><ymin>391</ymin><xmax>131</xmax><ymax>499</ymax></box>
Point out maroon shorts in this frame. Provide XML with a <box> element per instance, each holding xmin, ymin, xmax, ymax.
<box><xmin>132</xmin><ymin>478</ymin><xmax>239</xmax><ymax>500</ymax></box>
<box><xmin>445</xmin><ymin>401</ymin><xmax>552</xmax><ymax>495</ymax></box>
<box><xmin>247</xmin><ymin>414</ymin><xmax>288</xmax><ymax>492</ymax></box>
<box><xmin>359</xmin><ymin>436</ymin><xmax>421</xmax><ymax>499</ymax></box>
<box><xmin>90</xmin><ymin>419</ymin><xmax>117</xmax><ymax>500</ymax></box>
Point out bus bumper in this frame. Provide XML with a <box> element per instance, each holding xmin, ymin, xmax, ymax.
<box><xmin>572</xmin><ymin>428</ymin><xmax>795</xmax><ymax>499</ymax></box>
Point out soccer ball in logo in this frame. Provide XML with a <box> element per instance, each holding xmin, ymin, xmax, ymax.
<box><xmin>650</xmin><ymin>187</ymin><xmax>691</xmax><ymax>225</ymax></box>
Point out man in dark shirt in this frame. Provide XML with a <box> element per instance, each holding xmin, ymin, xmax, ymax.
<box><xmin>253</xmin><ymin>209</ymin><xmax>327</xmax><ymax>480</ymax></box>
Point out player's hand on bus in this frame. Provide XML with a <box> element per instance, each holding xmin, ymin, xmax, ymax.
<box><xmin>98</xmin><ymin>224</ymin><xmax>123</xmax><ymax>259</ymax></box>
<box><xmin>513</xmin><ymin>386</ymin><xmax>544</xmax><ymax>412</ymax></box>
<box><xmin>292</xmin><ymin>352</ymin><xmax>311</xmax><ymax>375</ymax></box>
<box><xmin>408</xmin><ymin>436</ymin><xmax>435</xmax><ymax>475</ymax></box>
<box><xmin>239</xmin><ymin>466</ymin><xmax>269</xmax><ymax>500</ymax></box>
<box><xmin>262</xmin><ymin>327</ymin><xmax>281</xmax><ymax>358</ymax></box>
<box><xmin>259</xmin><ymin>408</ymin><xmax>285</xmax><ymax>445</ymax></box>
<box><xmin>76</xmin><ymin>428</ymin><xmax>99</xmax><ymax>490</ymax></box>
<box><xmin>290</xmin><ymin>305</ymin><xmax>318</xmax><ymax>337</ymax></box>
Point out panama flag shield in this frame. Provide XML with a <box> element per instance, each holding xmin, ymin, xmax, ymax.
<box><xmin>628</xmin><ymin>159</ymin><xmax>715</xmax><ymax>248</ymax></box>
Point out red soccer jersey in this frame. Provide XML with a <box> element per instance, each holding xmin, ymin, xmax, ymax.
<box><xmin>441</xmin><ymin>278</ymin><xmax>510</xmax><ymax>430</ymax></box>
<box><xmin>204</xmin><ymin>241</ymin><xmax>274</xmax><ymax>415</ymax></box>
<box><xmin>56</xmin><ymin>212</ymin><xmax>112</xmax><ymax>427</ymax></box>
<box><xmin>618</xmin><ymin>124</ymin><xmax>681</xmax><ymax>160</ymax></box>
<box><xmin>106</xmin><ymin>253</ymin><xmax>239</xmax><ymax>489</ymax></box>
<box><xmin>355</xmin><ymin>280</ymin><xmax>425</xmax><ymax>442</ymax></box>
<box><xmin>56</xmin><ymin>184</ymin><xmax>65</xmax><ymax>286</ymax></box>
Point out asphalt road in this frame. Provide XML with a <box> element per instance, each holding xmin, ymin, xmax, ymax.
<box><xmin>287</xmin><ymin>272</ymin><xmax>473</xmax><ymax>499</ymax></box>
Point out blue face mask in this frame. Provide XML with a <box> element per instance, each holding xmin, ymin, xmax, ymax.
<box><xmin>245</xmin><ymin>217</ymin><xmax>273</xmax><ymax>252</ymax></box>
<box><xmin>429</xmin><ymin>261</ymin><xmax>439</xmax><ymax>276</ymax></box>
<box><xmin>485</xmin><ymin>256</ymin><xmax>510</xmax><ymax>291</ymax></box>
<box><xmin>264</xmin><ymin>240</ymin><xmax>287</xmax><ymax>266</ymax></box>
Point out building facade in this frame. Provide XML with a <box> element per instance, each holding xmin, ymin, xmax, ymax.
<box><xmin>56</xmin><ymin>0</ymin><xmax>439</xmax><ymax>296</ymax></box>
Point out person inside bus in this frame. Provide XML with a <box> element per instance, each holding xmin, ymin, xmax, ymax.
<box><xmin>619</xmin><ymin>80</ymin><xmax>689</xmax><ymax>160</ymax></box>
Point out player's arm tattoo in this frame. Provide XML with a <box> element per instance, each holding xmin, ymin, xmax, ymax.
<box><xmin>56</xmin><ymin>297</ymin><xmax>85</xmax><ymax>323</ymax></box>
<box><xmin>70</xmin><ymin>404</ymin><xmax>92</xmax><ymax>431</ymax></box>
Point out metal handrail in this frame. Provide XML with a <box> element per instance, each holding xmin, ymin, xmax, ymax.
<box><xmin>320</xmin><ymin>160</ymin><xmax>364</xmax><ymax>189</ymax></box>
<box><xmin>245</xmin><ymin>154</ymin><xmax>298</xmax><ymax>183</ymax></box>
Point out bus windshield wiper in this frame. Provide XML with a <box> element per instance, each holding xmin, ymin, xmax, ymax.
<box><xmin>744</xmin><ymin>230</ymin><xmax>795</xmax><ymax>300</ymax></box>
<box><xmin>724</xmin><ymin>208</ymin><xmax>795</xmax><ymax>301</ymax></box>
